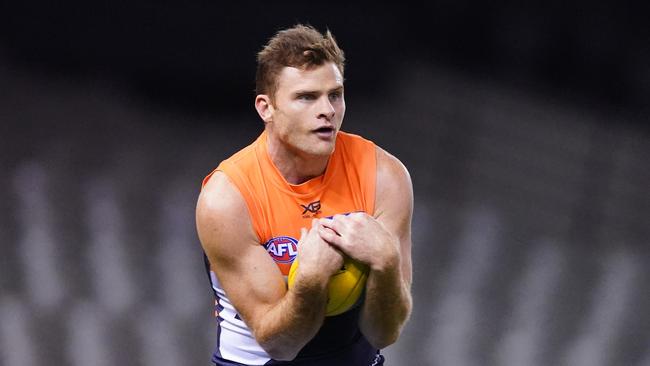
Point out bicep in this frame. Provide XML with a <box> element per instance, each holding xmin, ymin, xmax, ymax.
<box><xmin>373</xmin><ymin>147</ymin><xmax>414</xmax><ymax>286</ymax></box>
<box><xmin>196</xmin><ymin>172</ymin><xmax>286</xmax><ymax>330</ymax></box>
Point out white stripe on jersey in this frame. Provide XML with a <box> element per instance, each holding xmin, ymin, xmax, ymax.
<box><xmin>210</xmin><ymin>271</ymin><xmax>271</xmax><ymax>365</ymax></box>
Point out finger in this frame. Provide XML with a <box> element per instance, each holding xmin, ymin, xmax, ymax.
<box><xmin>318</xmin><ymin>225</ymin><xmax>343</xmax><ymax>247</ymax></box>
<box><xmin>343</xmin><ymin>211</ymin><xmax>365</xmax><ymax>222</ymax></box>
<box><xmin>340</xmin><ymin>212</ymin><xmax>372</xmax><ymax>232</ymax></box>
<box><xmin>319</xmin><ymin>216</ymin><xmax>343</xmax><ymax>234</ymax></box>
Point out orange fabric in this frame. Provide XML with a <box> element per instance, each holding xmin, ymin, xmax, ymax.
<box><xmin>203</xmin><ymin>130</ymin><xmax>377</xmax><ymax>275</ymax></box>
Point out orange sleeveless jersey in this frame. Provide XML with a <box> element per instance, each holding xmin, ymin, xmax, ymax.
<box><xmin>203</xmin><ymin>130</ymin><xmax>377</xmax><ymax>275</ymax></box>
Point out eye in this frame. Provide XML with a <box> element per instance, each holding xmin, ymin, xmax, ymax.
<box><xmin>297</xmin><ymin>94</ymin><xmax>316</xmax><ymax>101</ymax></box>
<box><xmin>328</xmin><ymin>91</ymin><xmax>342</xmax><ymax>101</ymax></box>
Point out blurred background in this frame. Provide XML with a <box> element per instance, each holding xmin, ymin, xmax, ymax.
<box><xmin>1</xmin><ymin>2</ymin><xmax>649</xmax><ymax>365</ymax></box>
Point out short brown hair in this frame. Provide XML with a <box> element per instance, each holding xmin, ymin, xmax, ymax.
<box><xmin>255</xmin><ymin>24</ymin><xmax>345</xmax><ymax>99</ymax></box>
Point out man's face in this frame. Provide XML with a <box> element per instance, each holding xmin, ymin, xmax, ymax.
<box><xmin>267</xmin><ymin>62</ymin><xmax>345</xmax><ymax>158</ymax></box>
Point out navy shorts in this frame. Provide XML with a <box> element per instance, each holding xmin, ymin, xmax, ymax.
<box><xmin>213</xmin><ymin>352</ymin><xmax>384</xmax><ymax>366</ymax></box>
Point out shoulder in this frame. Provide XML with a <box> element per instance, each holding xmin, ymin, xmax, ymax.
<box><xmin>196</xmin><ymin>171</ymin><xmax>258</xmax><ymax>255</ymax></box>
<box><xmin>374</xmin><ymin>146</ymin><xmax>413</xmax><ymax>219</ymax></box>
<box><xmin>375</xmin><ymin>146</ymin><xmax>412</xmax><ymax>194</ymax></box>
<box><xmin>337</xmin><ymin>131</ymin><xmax>375</xmax><ymax>149</ymax></box>
<box><xmin>336</xmin><ymin>131</ymin><xmax>377</xmax><ymax>169</ymax></box>
<box><xmin>198</xmin><ymin>171</ymin><xmax>245</xmax><ymax>215</ymax></box>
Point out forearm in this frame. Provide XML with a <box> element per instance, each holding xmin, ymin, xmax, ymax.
<box><xmin>253</xmin><ymin>272</ymin><xmax>329</xmax><ymax>360</ymax></box>
<box><xmin>360</xmin><ymin>258</ymin><xmax>412</xmax><ymax>349</ymax></box>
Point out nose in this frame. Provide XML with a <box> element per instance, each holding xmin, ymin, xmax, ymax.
<box><xmin>317</xmin><ymin>96</ymin><xmax>335</xmax><ymax>121</ymax></box>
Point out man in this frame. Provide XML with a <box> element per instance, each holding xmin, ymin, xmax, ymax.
<box><xmin>196</xmin><ymin>24</ymin><xmax>413</xmax><ymax>366</ymax></box>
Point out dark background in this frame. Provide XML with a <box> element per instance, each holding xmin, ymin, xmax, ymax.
<box><xmin>1</xmin><ymin>2</ymin><xmax>649</xmax><ymax>366</ymax></box>
<box><xmin>2</xmin><ymin>1</ymin><xmax>648</xmax><ymax>121</ymax></box>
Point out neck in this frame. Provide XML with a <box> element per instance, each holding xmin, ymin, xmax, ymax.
<box><xmin>266</xmin><ymin>137</ymin><xmax>330</xmax><ymax>185</ymax></box>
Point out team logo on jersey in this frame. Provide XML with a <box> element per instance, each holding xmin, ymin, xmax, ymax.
<box><xmin>301</xmin><ymin>200</ymin><xmax>321</xmax><ymax>218</ymax></box>
<box><xmin>264</xmin><ymin>236</ymin><xmax>298</xmax><ymax>263</ymax></box>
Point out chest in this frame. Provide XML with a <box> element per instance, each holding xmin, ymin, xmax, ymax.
<box><xmin>258</xmin><ymin>182</ymin><xmax>367</xmax><ymax>275</ymax></box>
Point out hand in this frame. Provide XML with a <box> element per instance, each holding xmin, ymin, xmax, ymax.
<box><xmin>296</xmin><ymin>219</ymin><xmax>344</xmax><ymax>281</ymax></box>
<box><xmin>317</xmin><ymin>213</ymin><xmax>400</xmax><ymax>272</ymax></box>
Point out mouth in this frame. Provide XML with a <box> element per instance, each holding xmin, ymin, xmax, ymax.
<box><xmin>313</xmin><ymin>126</ymin><xmax>336</xmax><ymax>139</ymax></box>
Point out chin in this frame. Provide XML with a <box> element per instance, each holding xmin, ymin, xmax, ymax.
<box><xmin>312</xmin><ymin>141</ymin><xmax>336</xmax><ymax>157</ymax></box>
<box><xmin>290</xmin><ymin>135</ymin><xmax>337</xmax><ymax>157</ymax></box>
<box><xmin>303</xmin><ymin>147</ymin><xmax>334</xmax><ymax>158</ymax></box>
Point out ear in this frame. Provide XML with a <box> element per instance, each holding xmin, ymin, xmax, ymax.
<box><xmin>255</xmin><ymin>94</ymin><xmax>274</xmax><ymax>123</ymax></box>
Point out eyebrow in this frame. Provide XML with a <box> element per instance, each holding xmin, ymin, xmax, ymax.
<box><xmin>293</xmin><ymin>86</ymin><xmax>344</xmax><ymax>95</ymax></box>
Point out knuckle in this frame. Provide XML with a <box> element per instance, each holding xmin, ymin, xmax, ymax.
<box><xmin>350</xmin><ymin>212</ymin><xmax>364</xmax><ymax>221</ymax></box>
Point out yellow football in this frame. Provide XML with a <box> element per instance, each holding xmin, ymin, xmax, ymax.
<box><xmin>288</xmin><ymin>257</ymin><xmax>368</xmax><ymax>316</ymax></box>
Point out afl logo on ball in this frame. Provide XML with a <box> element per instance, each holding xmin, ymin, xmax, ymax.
<box><xmin>264</xmin><ymin>236</ymin><xmax>298</xmax><ymax>264</ymax></box>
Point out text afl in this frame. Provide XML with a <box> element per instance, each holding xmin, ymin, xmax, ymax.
<box><xmin>264</xmin><ymin>236</ymin><xmax>298</xmax><ymax>263</ymax></box>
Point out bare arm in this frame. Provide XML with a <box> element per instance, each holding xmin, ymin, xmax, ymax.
<box><xmin>196</xmin><ymin>172</ymin><xmax>343</xmax><ymax>360</ymax></box>
<box><xmin>318</xmin><ymin>146</ymin><xmax>413</xmax><ymax>348</ymax></box>
<box><xmin>361</xmin><ymin>147</ymin><xmax>413</xmax><ymax>347</ymax></box>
